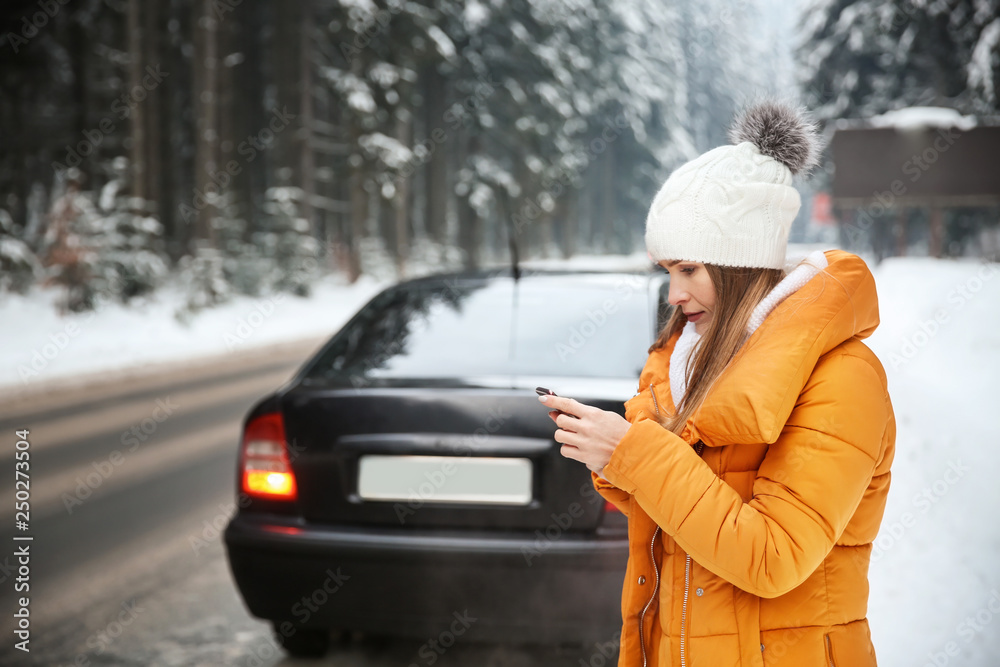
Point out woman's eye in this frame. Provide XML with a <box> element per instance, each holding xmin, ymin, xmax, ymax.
<box><xmin>680</xmin><ymin>267</ymin><xmax>694</xmax><ymax>275</ymax></box>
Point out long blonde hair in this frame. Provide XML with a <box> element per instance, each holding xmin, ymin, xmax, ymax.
<box><xmin>652</xmin><ymin>264</ymin><xmax>785</xmax><ymax>436</ymax></box>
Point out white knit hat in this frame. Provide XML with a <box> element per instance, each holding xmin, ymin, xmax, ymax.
<box><xmin>645</xmin><ymin>101</ymin><xmax>820</xmax><ymax>270</ymax></box>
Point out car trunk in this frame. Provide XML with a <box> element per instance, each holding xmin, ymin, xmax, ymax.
<box><xmin>281</xmin><ymin>382</ymin><xmax>627</xmax><ymax>532</ymax></box>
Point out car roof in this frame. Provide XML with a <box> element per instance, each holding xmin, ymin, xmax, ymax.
<box><xmin>392</xmin><ymin>266</ymin><xmax>664</xmax><ymax>291</ymax></box>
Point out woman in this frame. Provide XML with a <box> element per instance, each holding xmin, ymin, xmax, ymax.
<box><xmin>540</xmin><ymin>101</ymin><xmax>895</xmax><ymax>666</ymax></box>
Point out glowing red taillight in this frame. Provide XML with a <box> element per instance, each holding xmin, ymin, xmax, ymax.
<box><xmin>240</xmin><ymin>412</ymin><xmax>298</xmax><ymax>501</ymax></box>
<box><xmin>604</xmin><ymin>500</ymin><xmax>621</xmax><ymax>513</ymax></box>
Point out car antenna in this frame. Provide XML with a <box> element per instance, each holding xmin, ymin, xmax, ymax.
<box><xmin>506</xmin><ymin>212</ymin><xmax>521</xmax><ymax>281</ymax></box>
<box><xmin>504</xmin><ymin>213</ymin><xmax>521</xmax><ymax>366</ymax></box>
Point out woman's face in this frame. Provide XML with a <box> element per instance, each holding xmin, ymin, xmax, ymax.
<box><xmin>660</xmin><ymin>259</ymin><xmax>717</xmax><ymax>335</ymax></box>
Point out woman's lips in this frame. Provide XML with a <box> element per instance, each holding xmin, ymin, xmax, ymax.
<box><xmin>686</xmin><ymin>312</ymin><xmax>704</xmax><ymax>322</ymax></box>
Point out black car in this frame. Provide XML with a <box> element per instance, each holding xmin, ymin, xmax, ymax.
<box><xmin>223</xmin><ymin>266</ymin><xmax>671</xmax><ymax>657</ymax></box>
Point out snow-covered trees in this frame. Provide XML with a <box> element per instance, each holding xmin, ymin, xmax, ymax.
<box><xmin>797</xmin><ymin>0</ymin><xmax>1000</xmax><ymax>120</ymax></box>
<box><xmin>311</xmin><ymin>0</ymin><xmax>773</xmax><ymax>269</ymax></box>
<box><xmin>260</xmin><ymin>187</ymin><xmax>321</xmax><ymax>296</ymax></box>
<box><xmin>0</xmin><ymin>209</ymin><xmax>42</xmax><ymax>295</ymax></box>
<box><xmin>92</xmin><ymin>158</ymin><xmax>169</xmax><ymax>302</ymax></box>
<box><xmin>2</xmin><ymin>0</ymin><xmax>787</xmax><ymax>311</ymax></box>
<box><xmin>34</xmin><ymin>161</ymin><xmax>169</xmax><ymax>313</ymax></box>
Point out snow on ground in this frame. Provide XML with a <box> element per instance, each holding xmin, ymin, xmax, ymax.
<box><xmin>863</xmin><ymin>254</ymin><xmax>1000</xmax><ymax>667</ymax></box>
<box><xmin>1</xmin><ymin>249</ymin><xmax>999</xmax><ymax>664</ymax></box>
<box><xmin>868</xmin><ymin>105</ymin><xmax>978</xmax><ymax>131</ymax></box>
<box><xmin>0</xmin><ymin>271</ymin><xmax>389</xmax><ymax>398</ymax></box>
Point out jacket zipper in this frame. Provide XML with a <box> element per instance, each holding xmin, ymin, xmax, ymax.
<box><xmin>638</xmin><ymin>383</ymin><xmax>663</xmax><ymax>667</ymax></box>
<box><xmin>679</xmin><ymin>441</ymin><xmax>704</xmax><ymax>667</ymax></box>
<box><xmin>637</xmin><ymin>383</ymin><xmax>705</xmax><ymax>667</ymax></box>
<box><xmin>680</xmin><ymin>552</ymin><xmax>693</xmax><ymax>666</ymax></box>
<box><xmin>638</xmin><ymin>526</ymin><xmax>660</xmax><ymax>667</ymax></box>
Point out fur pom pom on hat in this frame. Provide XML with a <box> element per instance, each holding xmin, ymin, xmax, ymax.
<box><xmin>645</xmin><ymin>100</ymin><xmax>820</xmax><ymax>269</ymax></box>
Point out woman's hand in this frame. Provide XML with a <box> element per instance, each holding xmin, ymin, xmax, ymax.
<box><xmin>540</xmin><ymin>394</ymin><xmax>632</xmax><ymax>474</ymax></box>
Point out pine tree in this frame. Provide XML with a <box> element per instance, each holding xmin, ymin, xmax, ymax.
<box><xmin>260</xmin><ymin>186</ymin><xmax>321</xmax><ymax>296</ymax></box>
<box><xmin>39</xmin><ymin>171</ymin><xmax>103</xmax><ymax>313</ymax></box>
<box><xmin>212</xmin><ymin>190</ymin><xmax>272</xmax><ymax>298</ymax></box>
<box><xmin>797</xmin><ymin>0</ymin><xmax>1000</xmax><ymax>120</ymax></box>
<box><xmin>92</xmin><ymin>157</ymin><xmax>169</xmax><ymax>304</ymax></box>
<box><xmin>0</xmin><ymin>208</ymin><xmax>42</xmax><ymax>295</ymax></box>
<box><xmin>174</xmin><ymin>240</ymin><xmax>232</xmax><ymax>325</ymax></box>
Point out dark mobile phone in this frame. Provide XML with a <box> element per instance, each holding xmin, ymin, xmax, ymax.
<box><xmin>536</xmin><ymin>387</ymin><xmax>575</xmax><ymax>418</ymax></box>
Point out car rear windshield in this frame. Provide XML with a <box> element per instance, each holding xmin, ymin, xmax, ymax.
<box><xmin>302</xmin><ymin>275</ymin><xmax>653</xmax><ymax>383</ymax></box>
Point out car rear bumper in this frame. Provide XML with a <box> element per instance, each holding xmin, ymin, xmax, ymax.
<box><xmin>223</xmin><ymin>513</ymin><xmax>628</xmax><ymax>643</ymax></box>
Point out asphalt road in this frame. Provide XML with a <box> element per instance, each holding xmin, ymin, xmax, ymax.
<box><xmin>0</xmin><ymin>340</ymin><xmax>621</xmax><ymax>667</ymax></box>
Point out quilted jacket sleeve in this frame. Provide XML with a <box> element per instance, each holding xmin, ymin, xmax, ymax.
<box><xmin>588</xmin><ymin>378</ymin><xmax>661</xmax><ymax>517</ymax></box>
<box><xmin>591</xmin><ymin>469</ymin><xmax>631</xmax><ymax>516</ymax></box>
<box><xmin>599</xmin><ymin>353</ymin><xmax>889</xmax><ymax>598</ymax></box>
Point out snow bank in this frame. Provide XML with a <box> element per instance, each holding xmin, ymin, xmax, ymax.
<box><xmin>863</xmin><ymin>255</ymin><xmax>1000</xmax><ymax>666</ymax></box>
<box><xmin>869</xmin><ymin>106</ymin><xmax>978</xmax><ymax>131</ymax></box>
<box><xmin>0</xmin><ymin>272</ymin><xmax>388</xmax><ymax>396</ymax></box>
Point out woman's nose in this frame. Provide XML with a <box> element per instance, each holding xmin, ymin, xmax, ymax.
<box><xmin>668</xmin><ymin>284</ymin><xmax>687</xmax><ymax>306</ymax></box>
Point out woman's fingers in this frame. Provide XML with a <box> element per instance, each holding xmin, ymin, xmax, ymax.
<box><xmin>560</xmin><ymin>443</ymin><xmax>586</xmax><ymax>464</ymax></box>
<box><xmin>553</xmin><ymin>424</ymin><xmax>580</xmax><ymax>446</ymax></box>
<box><xmin>553</xmin><ymin>411</ymin><xmax>581</xmax><ymax>432</ymax></box>
<box><xmin>539</xmin><ymin>393</ymin><xmax>586</xmax><ymax>417</ymax></box>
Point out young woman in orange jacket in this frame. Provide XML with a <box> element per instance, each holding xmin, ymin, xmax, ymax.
<box><xmin>541</xmin><ymin>101</ymin><xmax>895</xmax><ymax>666</ymax></box>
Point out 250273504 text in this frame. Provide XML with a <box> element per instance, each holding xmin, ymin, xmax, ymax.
<box><xmin>13</xmin><ymin>429</ymin><xmax>33</xmax><ymax>653</ymax></box>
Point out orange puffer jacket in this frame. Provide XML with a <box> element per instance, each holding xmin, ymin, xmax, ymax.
<box><xmin>594</xmin><ymin>249</ymin><xmax>895</xmax><ymax>667</ymax></box>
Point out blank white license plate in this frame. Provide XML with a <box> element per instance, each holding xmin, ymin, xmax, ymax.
<box><xmin>357</xmin><ymin>455</ymin><xmax>533</xmax><ymax>505</ymax></box>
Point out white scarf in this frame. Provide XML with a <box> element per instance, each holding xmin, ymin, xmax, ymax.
<box><xmin>669</xmin><ymin>249</ymin><xmax>829</xmax><ymax>411</ymax></box>
<box><xmin>598</xmin><ymin>250</ymin><xmax>829</xmax><ymax>480</ymax></box>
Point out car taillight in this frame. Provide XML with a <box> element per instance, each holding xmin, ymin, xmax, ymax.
<box><xmin>604</xmin><ymin>500</ymin><xmax>621</xmax><ymax>513</ymax></box>
<box><xmin>240</xmin><ymin>412</ymin><xmax>298</xmax><ymax>501</ymax></box>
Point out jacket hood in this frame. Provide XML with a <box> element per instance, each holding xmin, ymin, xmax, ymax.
<box><xmin>645</xmin><ymin>248</ymin><xmax>881</xmax><ymax>447</ymax></box>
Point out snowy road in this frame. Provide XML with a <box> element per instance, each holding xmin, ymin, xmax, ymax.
<box><xmin>0</xmin><ymin>342</ymin><xmax>619</xmax><ymax>666</ymax></box>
